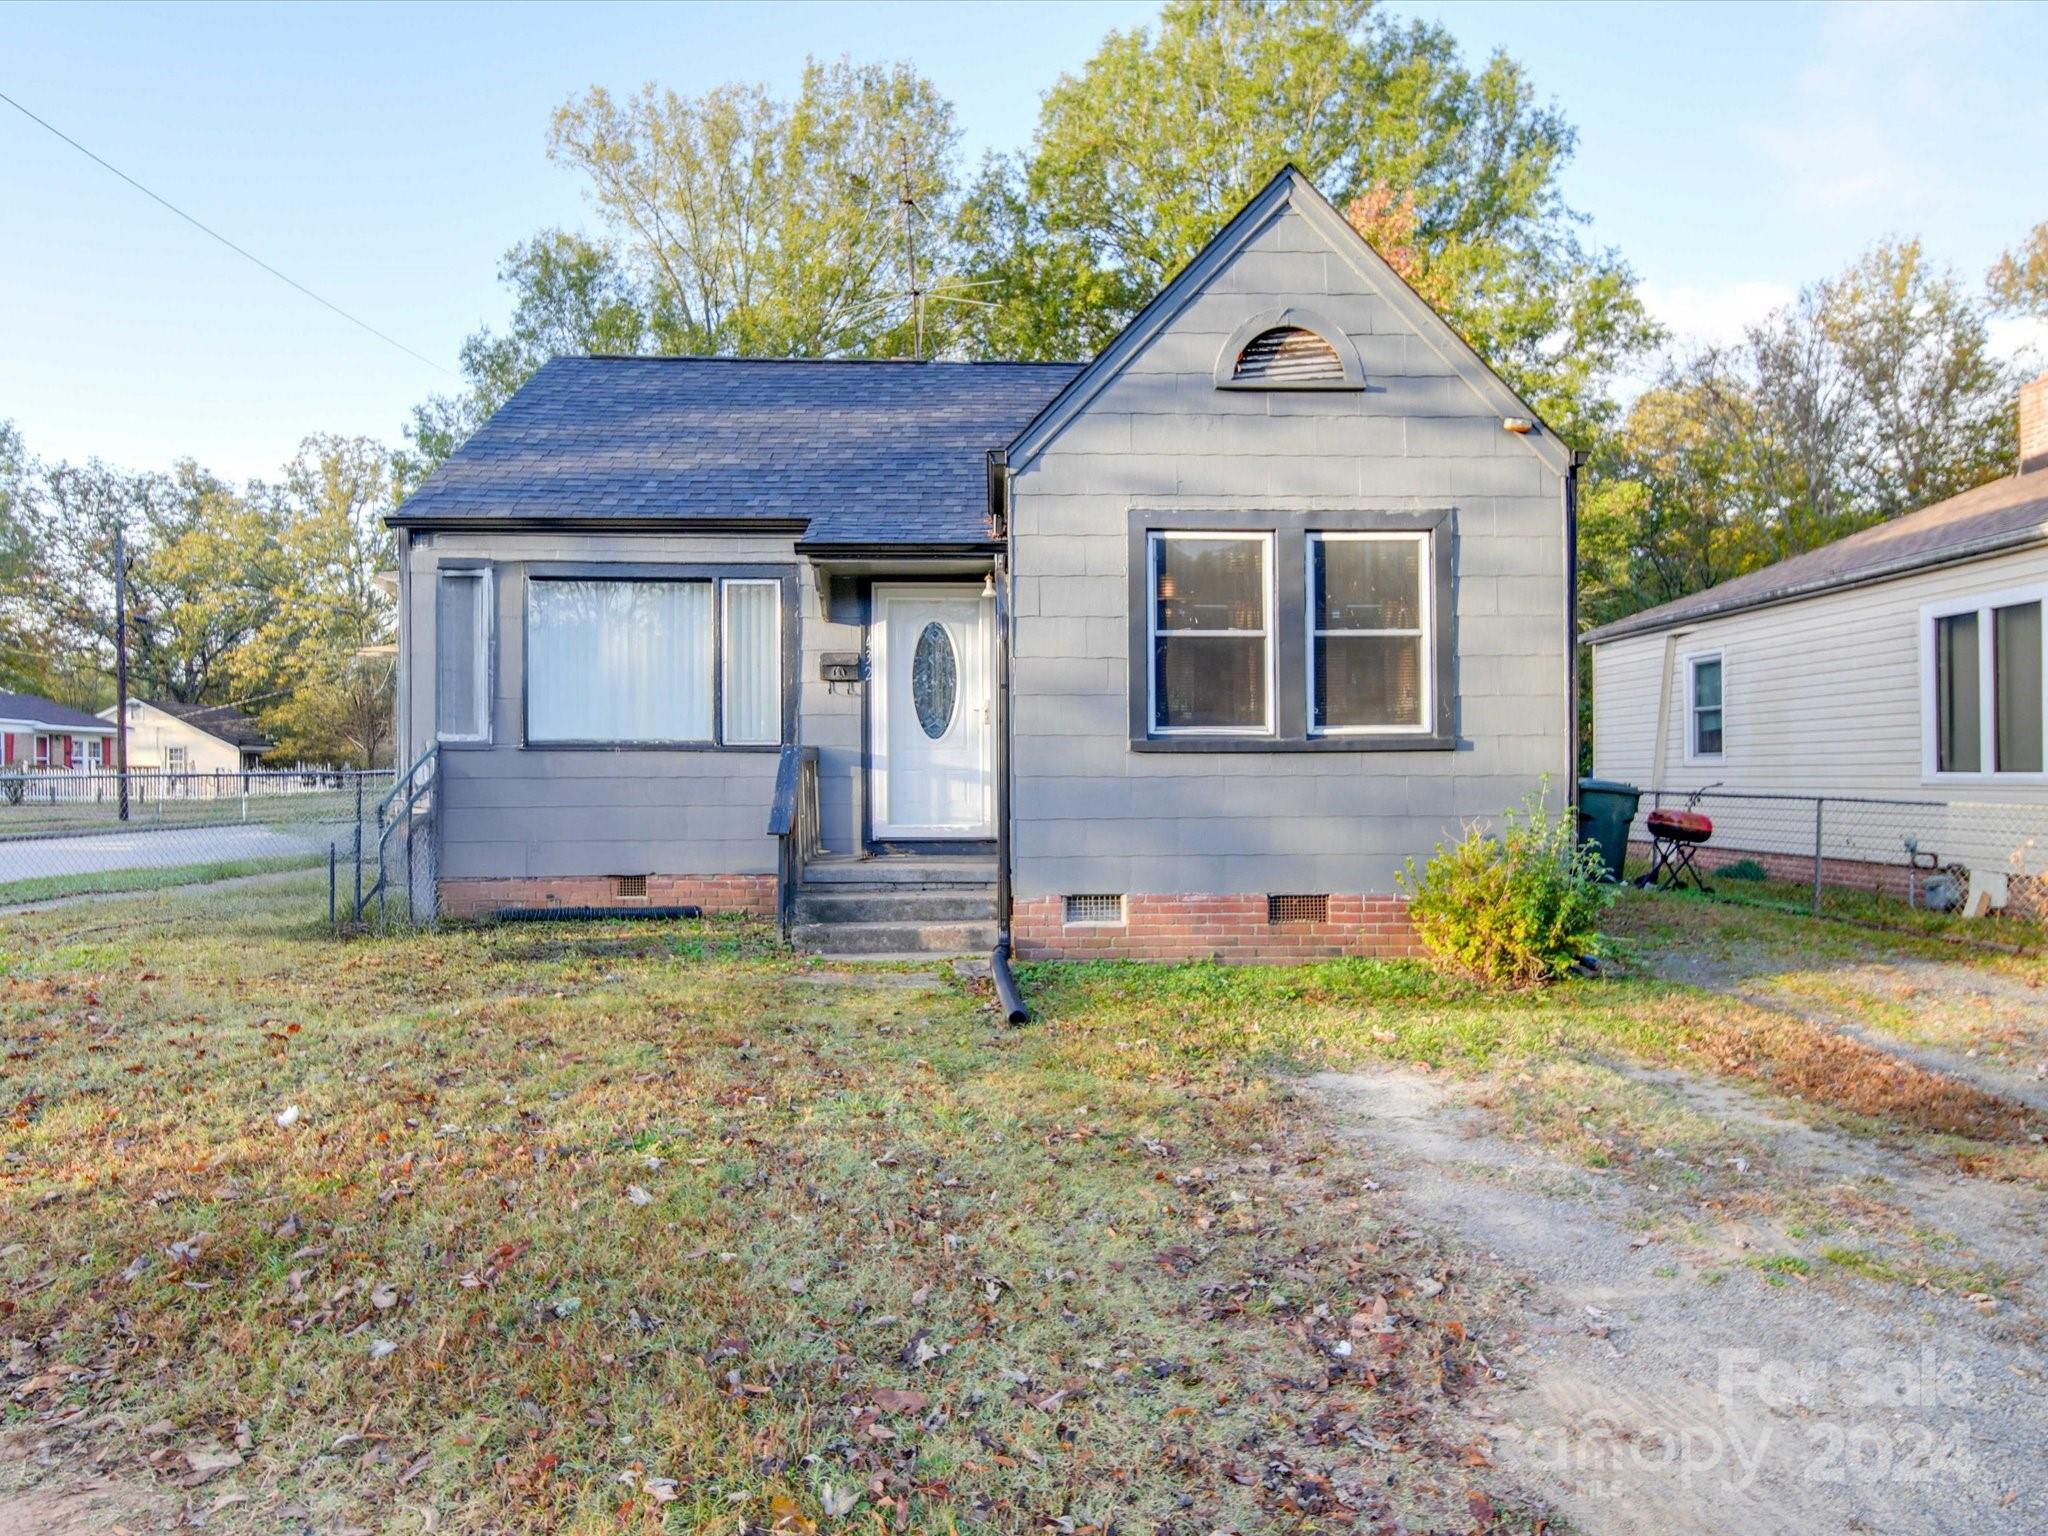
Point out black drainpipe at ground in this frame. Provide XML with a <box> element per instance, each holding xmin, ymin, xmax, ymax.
<box><xmin>988</xmin><ymin>450</ymin><xmax>1029</xmax><ymax>1025</ymax></box>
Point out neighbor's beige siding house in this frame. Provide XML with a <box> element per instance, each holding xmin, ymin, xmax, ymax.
<box><xmin>97</xmin><ymin>699</ymin><xmax>272</xmax><ymax>774</ymax></box>
<box><xmin>1584</xmin><ymin>373</ymin><xmax>2048</xmax><ymax>907</ymax></box>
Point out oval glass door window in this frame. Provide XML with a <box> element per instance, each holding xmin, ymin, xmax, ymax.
<box><xmin>912</xmin><ymin>622</ymin><xmax>958</xmax><ymax>739</ymax></box>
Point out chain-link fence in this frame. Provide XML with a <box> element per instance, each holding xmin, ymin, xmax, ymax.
<box><xmin>1624</xmin><ymin>788</ymin><xmax>2048</xmax><ymax>932</ymax></box>
<box><xmin>0</xmin><ymin>768</ymin><xmax>390</xmax><ymax>910</ymax></box>
<box><xmin>343</xmin><ymin>749</ymin><xmax>437</xmax><ymax>931</ymax></box>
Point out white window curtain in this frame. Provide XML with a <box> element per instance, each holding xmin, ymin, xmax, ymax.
<box><xmin>435</xmin><ymin>569</ymin><xmax>490</xmax><ymax>742</ymax></box>
<box><xmin>721</xmin><ymin>580</ymin><xmax>781</xmax><ymax>744</ymax></box>
<box><xmin>528</xmin><ymin>580</ymin><xmax>713</xmax><ymax>742</ymax></box>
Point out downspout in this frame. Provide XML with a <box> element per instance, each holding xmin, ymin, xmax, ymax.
<box><xmin>1565</xmin><ymin>449</ymin><xmax>1585</xmax><ymax>803</ymax></box>
<box><xmin>987</xmin><ymin>448</ymin><xmax>1028</xmax><ymax>1025</ymax></box>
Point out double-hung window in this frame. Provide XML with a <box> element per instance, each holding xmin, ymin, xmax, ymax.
<box><xmin>1133</xmin><ymin>512</ymin><xmax>1452</xmax><ymax>750</ymax></box>
<box><xmin>1148</xmin><ymin>532</ymin><xmax>1273</xmax><ymax>733</ymax></box>
<box><xmin>1685</xmin><ymin>651</ymin><xmax>1724</xmax><ymax>762</ymax></box>
<box><xmin>1929</xmin><ymin>589</ymin><xmax>2045</xmax><ymax>777</ymax></box>
<box><xmin>435</xmin><ymin>567</ymin><xmax>492</xmax><ymax>744</ymax></box>
<box><xmin>1309</xmin><ymin>532</ymin><xmax>1430</xmax><ymax>733</ymax></box>
<box><xmin>525</xmin><ymin>574</ymin><xmax>786</xmax><ymax>747</ymax></box>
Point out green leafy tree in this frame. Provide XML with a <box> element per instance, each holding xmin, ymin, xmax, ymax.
<box><xmin>956</xmin><ymin>0</ymin><xmax>1658</xmax><ymax>441</ymax></box>
<box><xmin>27</xmin><ymin>458</ymin><xmax>277</xmax><ymax>710</ymax></box>
<box><xmin>404</xmin><ymin>58</ymin><xmax>964</xmax><ymax>481</ymax></box>
<box><xmin>236</xmin><ymin>436</ymin><xmax>398</xmax><ymax>766</ymax></box>
<box><xmin>1988</xmin><ymin>221</ymin><xmax>2048</xmax><ymax>319</ymax></box>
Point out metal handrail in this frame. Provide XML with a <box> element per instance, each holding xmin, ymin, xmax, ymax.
<box><xmin>767</xmin><ymin>745</ymin><xmax>819</xmax><ymax>939</ymax></box>
<box><xmin>355</xmin><ymin>746</ymin><xmax>438</xmax><ymax>922</ymax></box>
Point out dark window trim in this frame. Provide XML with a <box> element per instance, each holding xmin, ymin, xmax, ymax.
<box><xmin>514</xmin><ymin>561</ymin><xmax>800</xmax><ymax>751</ymax></box>
<box><xmin>1125</xmin><ymin>507</ymin><xmax>1456</xmax><ymax>753</ymax></box>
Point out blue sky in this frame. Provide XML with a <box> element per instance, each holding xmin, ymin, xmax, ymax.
<box><xmin>4</xmin><ymin>0</ymin><xmax>2044</xmax><ymax>483</ymax></box>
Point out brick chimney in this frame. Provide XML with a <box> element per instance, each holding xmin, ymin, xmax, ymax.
<box><xmin>2024</xmin><ymin>371</ymin><xmax>2048</xmax><ymax>476</ymax></box>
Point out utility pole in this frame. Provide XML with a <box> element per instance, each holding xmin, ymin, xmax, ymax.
<box><xmin>113</xmin><ymin>522</ymin><xmax>130</xmax><ymax>822</ymax></box>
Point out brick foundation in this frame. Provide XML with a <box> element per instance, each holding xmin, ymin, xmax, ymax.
<box><xmin>438</xmin><ymin>874</ymin><xmax>776</xmax><ymax>921</ymax></box>
<box><xmin>1629</xmin><ymin>840</ymin><xmax>1918</xmax><ymax>901</ymax></box>
<box><xmin>1012</xmin><ymin>893</ymin><xmax>1420</xmax><ymax>962</ymax></box>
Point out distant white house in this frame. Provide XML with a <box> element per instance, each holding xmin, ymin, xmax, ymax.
<box><xmin>1583</xmin><ymin>372</ymin><xmax>2048</xmax><ymax>907</ymax></box>
<box><xmin>97</xmin><ymin>699</ymin><xmax>272</xmax><ymax>774</ymax></box>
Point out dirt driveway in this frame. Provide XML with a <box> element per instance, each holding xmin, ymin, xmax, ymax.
<box><xmin>1310</xmin><ymin>897</ymin><xmax>2048</xmax><ymax>1535</ymax></box>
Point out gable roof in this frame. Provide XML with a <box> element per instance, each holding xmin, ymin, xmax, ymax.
<box><xmin>1582</xmin><ymin>466</ymin><xmax>2048</xmax><ymax>645</ymax></box>
<box><xmin>0</xmin><ymin>691</ymin><xmax>114</xmax><ymax>732</ymax></box>
<box><xmin>1005</xmin><ymin>164</ymin><xmax>1570</xmax><ymax>476</ymax></box>
<box><xmin>121</xmin><ymin>698</ymin><xmax>274</xmax><ymax>751</ymax></box>
<box><xmin>389</xmin><ymin>357</ymin><xmax>1082</xmax><ymax>547</ymax></box>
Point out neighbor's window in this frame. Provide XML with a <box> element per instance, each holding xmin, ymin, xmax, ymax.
<box><xmin>720</xmin><ymin>579</ymin><xmax>782</xmax><ymax>745</ymax></box>
<box><xmin>1150</xmin><ymin>532</ymin><xmax>1272</xmax><ymax>732</ymax></box>
<box><xmin>435</xmin><ymin>568</ymin><xmax>492</xmax><ymax>743</ymax></box>
<box><xmin>528</xmin><ymin>579</ymin><xmax>713</xmax><ymax>743</ymax></box>
<box><xmin>1931</xmin><ymin>593</ymin><xmax>2044</xmax><ymax>776</ymax></box>
<box><xmin>1687</xmin><ymin>653</ymin><xmax>1724</xmax><ymax>761</ymax></box>
<box><xmin>1310</xmin><ymin>532</ymin><xmax>1429</xmax><ymax>732</ymax></box>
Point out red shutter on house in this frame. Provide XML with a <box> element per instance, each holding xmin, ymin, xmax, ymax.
<box><xmin>64</xmin><ymin>736</ymin><xmax>75</xmax><ymax>768</ymax></box>
<box><xmin>2</xmin><ymin>733</ymin><xmax>11</xmax><ymax>765</ymax></box>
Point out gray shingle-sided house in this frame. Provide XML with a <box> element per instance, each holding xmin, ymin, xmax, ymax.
<box><xmin>388</xmin><ymin>167</ymin><xmax>1577</xmax><ymax>958</ymax></box>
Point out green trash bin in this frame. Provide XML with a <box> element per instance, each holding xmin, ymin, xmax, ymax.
<box><xmin>1577</xmin><ymin>778</ymin><xmax>1641</xmax><ymax>883</ymax></box>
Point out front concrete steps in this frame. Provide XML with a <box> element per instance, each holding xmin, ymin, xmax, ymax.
<box><xmin>791</xmin><ymin>854</ymin><xmax>998</xmax><ymax>958</ymax></box>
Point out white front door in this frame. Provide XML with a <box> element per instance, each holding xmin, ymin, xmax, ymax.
<box><xmin>872</xmin><ymin>584</ymin><xmax>993</xmax><ymax>839</ymax></box>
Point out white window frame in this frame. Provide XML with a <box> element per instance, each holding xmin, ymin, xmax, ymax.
<box><xmin>718</xmin><ymin>577</ymin><xmax>783</xmax><ymax>746</ymax></box>
<box><xmin>1147</xmin><ymin>530</ymin><xmax>1276</xmax><ymax>737</ymax></box>
<box><xmin>34</xmin><ymin>735</ymin><xmax>50</xmax><ymax>769</ymax></box>
<box><xmin>1682</xmin><ymin>648</ymin><xmax>1725</xmax><ymax>765</ymax></box>
<box><xmin>435</xmin><ymin>567</ymin><xmax>494</xmax><ymax>745</ymax></box>
<box><xmin>1920</xmin><ymin>583</ymin><xmax>2048</xmax><ymax>784</ymax></box>
<box><xmin>1306</xmin><ymin>531</ymin><xmax>1433</xmax><ymax>737</ymax></box>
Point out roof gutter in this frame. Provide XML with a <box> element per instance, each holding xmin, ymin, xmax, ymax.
<box><xmin>385</xmin><ymin>514</ymin><xmax>812</xmax><ymax>535</ymax></box>
<box><xmin>1581</xmin><ymin>523</ymin><xmax>2048</xmax><ymax>646</ymax></box>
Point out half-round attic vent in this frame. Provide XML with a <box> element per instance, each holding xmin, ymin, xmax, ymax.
<box><xmin>1232</xmin><ymin>325</ymin><xmax>1346</xmax><ymax>385</ymax></box>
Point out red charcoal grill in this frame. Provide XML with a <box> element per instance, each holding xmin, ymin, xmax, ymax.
<box><xmin>1636</xmin><ymin>787</ymin><xmax>1717</xmax><ymax>893</ymax></box>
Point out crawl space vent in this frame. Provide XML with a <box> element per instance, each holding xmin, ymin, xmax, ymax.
<box><xmin>1267</xmin><ymin>894</ymin><xmax>1329</xmax><ymax>925</ymax></box>
<box><xmin>1063</xmin><ymin>893</ymin><xmax>1125</xmax><ymax>926</ymax></box>
<box><xmin>613</xmin><ymin>874</ymin><xmax>649</xmax><ymax>898</ymax></box>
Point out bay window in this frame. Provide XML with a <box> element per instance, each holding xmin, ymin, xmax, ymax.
<box><xmin>1927</xmin><ymin>588</ymin><xmax>2045</xmax><ymax>778</ymax></box>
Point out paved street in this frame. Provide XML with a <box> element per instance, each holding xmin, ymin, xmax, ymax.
<box><xmin>0</xmin><ymin>823</ymin><xmax>337</xmax><ymax>883</ymax></box>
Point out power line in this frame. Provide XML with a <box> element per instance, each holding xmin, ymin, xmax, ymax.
<box><xmin>0</xmin><ymin>88</ymin><xmax>457</xmax><ymax>379</ymax></box>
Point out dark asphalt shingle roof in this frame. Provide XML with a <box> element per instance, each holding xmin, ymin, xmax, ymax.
<box><xmin>141</xmin><ymin>699</ymin><xmax>273</xmax><ymax>750</ymax></box>
<box><xmin>390</xmin><ymin>356</ymin><xmax>1084</xmax><ymax>546</ymax></box>
<box><xmin>1583</xmin><ymin>467</ymin><xmax>2048</xmax><ymax>644</ymax></box>
<box><xmin>0</xmin><ymin>691</ymin><xmax>114</xmax><ymax>732</ymax></box>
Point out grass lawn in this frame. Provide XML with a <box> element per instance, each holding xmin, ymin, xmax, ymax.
<box><xmin>0</xmin><ymin>853</ymin><xmax>321</xmax><ymax>907</ymax></box>
<box><xmin>3</xmin><ymin>877</ymin><xmax>2042</xmax><ymax>1533</ymax></box>
<box><xmin>1</xmin><ymin>874</ymin><xmax>1523</xmax><ymax>1534</ymax></box>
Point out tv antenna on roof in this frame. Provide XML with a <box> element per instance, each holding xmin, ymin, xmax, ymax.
<box><xmin>843</xmin><ymin>138</ymin><xmax>997</xmax><ymax>360</ymax></box>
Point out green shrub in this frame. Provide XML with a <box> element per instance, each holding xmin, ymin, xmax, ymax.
<box><xmin>1716</xmin><ymin>858</ymin><xmax>1769</xmax><ymax>882</ymax></box>
<box><xmin>1397</xmin><ymin>787</ymin><xmax>1614</xmax><ymax>988</ymax></box>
